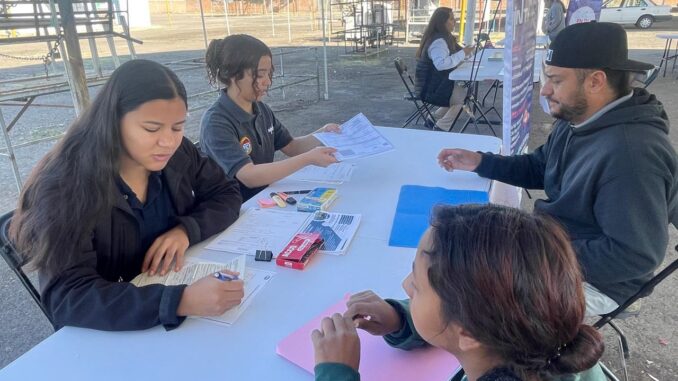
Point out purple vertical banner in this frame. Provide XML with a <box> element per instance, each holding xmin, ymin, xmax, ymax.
<box><xmin>502</xmin><ymin>0</ymin><xmax>539</xmax><ymax>155</ymax></box>
<box><xmin>566</xmin><ymin>0</ymin><xmax>603</xmax><ymax>25</ymax></box>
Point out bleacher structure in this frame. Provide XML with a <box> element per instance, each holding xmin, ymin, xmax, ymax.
<box><xmin>330</xmin><ymin>0</ymin><xmax>402</xmax><ymax>57</ymax></box>
<box><xmin>0</xmin><ymin>0</ymin><xmax>140</xmax><ymax>192</ymax></box>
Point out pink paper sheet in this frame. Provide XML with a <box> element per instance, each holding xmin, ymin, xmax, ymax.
<box><xmin>276</xmin><ymin>296</ymin><xmax>460</xmax><ymax>380</ymax></box>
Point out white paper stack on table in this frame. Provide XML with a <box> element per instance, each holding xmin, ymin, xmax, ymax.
<box><xmin>206</xmin><ymin>209</ymin><xmax>361</xmax><ymax>256</ymax></box>
<box><xmin>313</xmin><ymin>113</ymin><xmax>394</xmax><ymax>161</ymax></box>
<box><xmin>287</xmin><ymin>162</ymin><xmax>355</xmax><ymax>184</ymax></box>
<box><xmin>130</xmin><ymin>255</ymin><xmax>274</xmax><ymax>325</ymax></box>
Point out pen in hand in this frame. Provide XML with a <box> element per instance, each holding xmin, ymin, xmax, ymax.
<box><xmin>213</xmin><ymin>271</ymin><xmax>239</xmax><ymax>282</ymax></box>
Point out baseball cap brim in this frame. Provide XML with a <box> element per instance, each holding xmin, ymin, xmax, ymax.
<box><xmin>609</xmin><ymin>59</ymin><xmax>655</xmax><ymax>72</ymax></box>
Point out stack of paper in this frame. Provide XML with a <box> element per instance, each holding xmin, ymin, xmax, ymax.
<box><xmin>205</xmin><ymin>209</ymin><xmax>361</xmax><ymax>257</ymax></box>
<box><xmin>206</xmin><ymin>209</ymin><xmax>309</xmax><ymax>257</ymax></box>
<box><xmin>130</xmin><ymin>255</ymin><xmax>247</xmax><ymax>288</ymax></box>
<box><xmin>288</xmin><ymin>163</ymin><xmax>355</xmax><ymax>184</ymax></box>
<box><xmin>300</xmin><ymin>211</ymin><xmax>361</xmax><ymax>255</ymax></box>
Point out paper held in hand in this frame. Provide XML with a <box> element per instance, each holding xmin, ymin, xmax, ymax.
<box><xmin>313</xmin><ymin>113</ymin><xmax>394</xmax><ymax>161</ymax></box>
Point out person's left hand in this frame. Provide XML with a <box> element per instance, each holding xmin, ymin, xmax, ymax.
<box><xmin>317</xmin><ymin>123</ymin><xmax>341</xmax><ymax>134</ymax></box>
<box><xmin>142</xmin><ymin>225</ymin><xmax>190</xmax><ymax>276</ymax></box>
<box><xmin>312</xmin><ymin>313</ymin><xmax>361</xmax><ymax>371</ymax></box>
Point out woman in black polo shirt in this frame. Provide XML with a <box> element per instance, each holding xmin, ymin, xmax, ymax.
<box><xmin>10</xmin><ymin>60</ymin><xmax>244</xmax><ymax>331</ymax></box>
<box><xmin>199</xmin><ymin>34</ymin><xmax>340</xmax><ymax>201</ymax></box>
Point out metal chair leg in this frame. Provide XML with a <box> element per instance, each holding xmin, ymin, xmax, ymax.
<box><xmin>492</xmin><ymin>84</ymin><xmax>500</xmax><ymax>106</ymax></box>
<box><xmin>608</xmin><ymin>320</ymin><xmax>630</xmax><ymax>360</ymax></box>
<box><xmin>402</xmin><ymin>102</ymin><xmax>435</xmax><ymax>129</ymax></box>
<box><xmin>615</xmin><ymin>335</ymin><xmax>629</xmax><ymax>381</ymax></box>
<box><xmin>422</xmin><ymin>103</ymin><xmax>437</xmax><ymax>123</ymax></box>
<box><xmin>402</xmin><ymin>109</ymin><xmax>420</xmax><ymax>128</ymax></box>
<box><xmin>600</xmin><ymin>362</ymin><xmax>622</xmax><ymax>381</ymax></box>
<box><xmin>481</xmin><ymin>80</ymin><xmax>500</xmax><ymax>107</ymax></box>
<box><xmin>599</xmin><ymin>320</ymin><xmax>630</xmax><ymax>381</ymax></box>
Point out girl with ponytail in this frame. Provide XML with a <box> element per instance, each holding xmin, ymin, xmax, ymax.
<box><xmin>200</xmin><ymin>34</ymin><xmax>341</xmax><ymax>201</ymax></box>
<box><xmin>312</xmin><ymin>204</ymin><xmax>606</xmax><ymax>381</ymax></box>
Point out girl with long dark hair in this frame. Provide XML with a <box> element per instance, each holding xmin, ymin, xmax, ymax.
<box><xmin>415</xmin><ymin>7</ymin><xmax>474</xmax><ymax>131</ymax></box>
<box><xmin>312</xmin><ymin>204</ymin><xmax>605</xmax><ymax>381</ymax></box>
<box><xmin>10</xmin><ymin>59</ymin><xmax>244</xmax><ymax>331</ymax></box>
<box><xmin>200</xmin><ymin>34</ymin><xmax>341</xmax><ymax>201</ymax></box>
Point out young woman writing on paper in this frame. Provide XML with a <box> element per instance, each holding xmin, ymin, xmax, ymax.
<box><xmin>312</xmin><ymin>204</ymin><xmax>605</xmax><ymax>381</ymax></box>
<box><xmin>200</xmin><ymin>34</ymin><xmax>341</xmax><ymax>201</ymax></box>
<box><xmin>10</xmin><ymin>60</ymin><xmax>244</xmax><ymax>331</ymax></box>
<box><xmin>415</xmin><ymin>7</ymin><xmax>475</xmax><ymax>131</ymax></box>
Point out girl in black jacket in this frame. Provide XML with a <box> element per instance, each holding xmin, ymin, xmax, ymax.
<box><xmin>10</xmin><ymin>59</ymin><xmax>244</xmax><ymax>331</ymax></box>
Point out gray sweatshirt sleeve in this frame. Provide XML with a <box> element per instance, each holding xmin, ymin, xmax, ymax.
<box><xmin>572</xmin><ymin>171</ymin><xmax>668</xmax><ymax>286</ymax></box>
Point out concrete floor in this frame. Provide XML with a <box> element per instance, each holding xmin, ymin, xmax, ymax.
<box><xmin>1</xmin><ymin>12</ymin><xmax>677</xmax><ymax>380</ymax></box>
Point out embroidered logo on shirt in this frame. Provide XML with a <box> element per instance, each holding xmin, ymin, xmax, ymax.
<box><xmin>240</xmin><ymin>136</ymin><xmax>253</xmax><ymax>155</ymax></box>
<box><xmin>268</xmin><ymin>125</ymin><xmax>274</xmax><ymax>134</ymax></box>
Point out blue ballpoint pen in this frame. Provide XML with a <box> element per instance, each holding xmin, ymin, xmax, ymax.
<box><xmin>213</xmin><ymin>271</ymin><xmax>238</xmax><ymax>281</ymax></box>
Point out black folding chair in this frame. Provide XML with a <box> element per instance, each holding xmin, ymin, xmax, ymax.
<box><xmin>0</xmin><ymin>210</ymin><xmax>54</xmax><ymax>327</ymax></box>
<box><xmin>481</xmin><ymin>80</ymin><xmax>502</xmax><ymax>107</ymax></box>
<box><xmin>394</xmin><ymin>57</ymin><xmax>437</xmax><ymax>129</ymax></box>
<box><xmin>594</xmin><ymin>248</ymin><xmax>678</xmax><ymax>381</ymax></box>
<box><xmin>642</xmin><ymin>66</ymin><xmax>659</xmax><ymax>89</ymax></box>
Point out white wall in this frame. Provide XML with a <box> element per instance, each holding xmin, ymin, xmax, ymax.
<box><xmin>127</xmin><ymin>0</ymin><xmax>152</xmax><ymax>28</ymax></box>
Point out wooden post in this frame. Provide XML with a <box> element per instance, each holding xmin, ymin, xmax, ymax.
<box><xmin>198</xmin><ymin>0</ymin><xmax>209</xmax><ymax>49</ymax></box>
<box><xmin>57</xmin><ymin>0</ymin><xmax>90</xmax><ymax>114</ymax></box>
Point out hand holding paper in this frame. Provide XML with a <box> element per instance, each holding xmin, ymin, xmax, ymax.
<box><xmin>313</xmin><ymin>113</ymin><xmax>394</xmax><ymax>161</ymax></box>
<box><xmin>317</xmin><ymin>123</ymin><xmax>342</xmax><ymax>134</ymax></box>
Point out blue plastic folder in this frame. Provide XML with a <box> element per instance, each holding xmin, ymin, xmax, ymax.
<box><xmin>388</xmin><ymin>185</ymin><xmax>490</xmax><ymax>248</ymax></box>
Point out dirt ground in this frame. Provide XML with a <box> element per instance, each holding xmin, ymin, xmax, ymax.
<box><xmin>1</xmin><ymin>12</ymin><xmax>677</xmax><ymax>380</ymax></box>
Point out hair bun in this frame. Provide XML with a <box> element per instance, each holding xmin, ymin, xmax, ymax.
<box><xmin>547</xmin><ymin>325</ymin><xmax>604</xmax><ymax>375</ymax></box>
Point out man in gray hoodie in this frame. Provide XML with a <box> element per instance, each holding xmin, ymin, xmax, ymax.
<box><xmin>437</xmin><ymin>22</ymin><xmax>678</xmax><ymax>315</ymax></box>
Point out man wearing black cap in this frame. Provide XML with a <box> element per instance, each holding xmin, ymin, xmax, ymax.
<box><xmin>436</xmin><ymin>22</ymin><xmax>678</xmax><ymax>315</ymax></box>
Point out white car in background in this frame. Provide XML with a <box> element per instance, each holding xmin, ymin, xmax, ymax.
<box><xmin>600</xmin><ymin>0</ymin><xmax>673</xmax><ymax>29</ymax></box>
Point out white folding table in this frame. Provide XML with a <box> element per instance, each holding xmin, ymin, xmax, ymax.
<box><xmin>0</xmin><ymin>127</ymin><xmax>502</xmax><ymax>381</ymax></box>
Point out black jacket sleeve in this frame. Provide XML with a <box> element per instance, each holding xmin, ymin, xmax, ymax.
<box><xmin>39</xmin><ymin>247</ymin><xmax>187</xmax><ymax>331</ymax></box>
<box><xmin>175</xmin><ymin>139</ymin><xmax>242</xmax><ymax>245</ymax></box>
